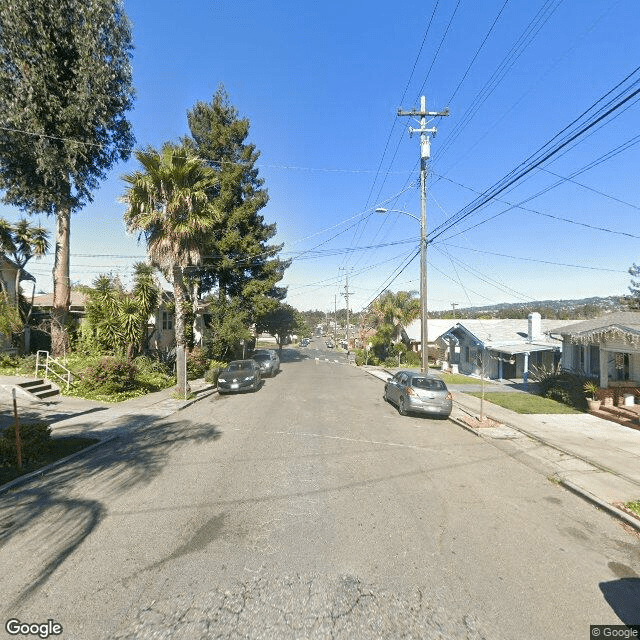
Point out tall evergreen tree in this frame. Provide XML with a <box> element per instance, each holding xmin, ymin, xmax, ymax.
<box><xmin>0</xmin><ymin>0</ymin><xmax>135</xmax><ymax>355</ymax></box>
<box><xmin>183</xmin><ymin>86</ymin><xmax>290</xmax><ymax>328</ymax></box>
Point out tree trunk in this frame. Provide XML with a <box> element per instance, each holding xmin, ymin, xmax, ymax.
<box><xmin>51</xmin><ymin>207</ymin><xmax>71</xmax><ymax>357</ymax></box>
<box><xmin>172</xmin><ymin>265</ymin><xmax>190</xmax><ymax>395</ymax></box>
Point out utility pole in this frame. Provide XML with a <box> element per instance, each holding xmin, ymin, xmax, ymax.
<box><xmin>398</xmin><ymin>96</ymin><xmax>449</xmax><ymax>373</ymax></box>
<box><xmin>334</xmin><ymin>294</ymin><xmax>337</xmax><ymax>344</ymax></box>
<box><xmin>339</xmin><ymin>268</ymin><xmax>354</xmax><ymax>347</ymax></box>
<box><xmin>451</xmin><ymin>302</ymin><xmax>458</xmax><ymax>318</ymax></box>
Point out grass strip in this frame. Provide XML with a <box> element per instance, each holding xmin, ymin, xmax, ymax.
<box><xmin>466</xmin><ymin>391</ymin><xmax>581</xmax><ymax>414</ymax></box>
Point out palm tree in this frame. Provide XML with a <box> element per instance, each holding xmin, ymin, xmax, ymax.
<box><xmin>121</xmin><ymin>143</ymin><xmax>219</xmax><ymax>393</ymax></box>
<box><xmin>0</xmin><ymin>217</ymin><xmax>50</xmax><ymax>322</ymax></box>
<box><xmin>371</xmin><ymin>290</ymin><xmax>420</xmax><ymax>341</ymax></box>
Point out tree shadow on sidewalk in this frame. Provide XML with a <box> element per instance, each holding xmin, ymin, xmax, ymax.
<box><xmin>0</xmin><ymin>412</ymin><xmax>222</xmax><ymax>610</ymax></box>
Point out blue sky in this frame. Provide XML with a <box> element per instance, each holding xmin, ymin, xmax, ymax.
<box><xmin>2</xmin><ymin>0</ymin><xmax>639</xmax><ymax>315</ymax></box>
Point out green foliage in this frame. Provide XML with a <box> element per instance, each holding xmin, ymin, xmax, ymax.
<box><xmin>77</xmin><ymin>356</ymin><xmax>139</xmax><ymax>395</ymax></box>
<box><xmin>402</xmin><ymin>350</ymin><xmax>422</xmax><ymax>367</ymax></box>
<box><xmin>0</xmin><ymin>422</ymin><xmax>51</xmax><ymax>466</ymax></box>
<box><xmin>0</xmin><ymin>291</ymin><xmax>22</xmax><ymax>336</ymax></box>
<box><xmin>79</xmin><ymin>267</ymin><xmax>161</xmax><ymax>358</ymax></box>
<box><xmin>583</xmin><ymin>381</ymin><xmax>599</xmax><ymax>400</ymax></box>
<box><xmin>203</xmin><ymin>298</ymin><xmax>253</xmax><ymax>361</ymax></box>
<box><xmin>205</xmin><ymin>360</ymin><xmax>227</xmax><ymax>386</ymax></box>
<box><xmin>187</xmin><ymin>346</ymin><xmax>209</xmax><ymax>380</ymax></box>
<box><xmin>0</xmin><ymin>0</ymin><xmax>135</xmax><ymax>214</ymax></box>
<box><xmin>256</xmin><ymin>304</ymin><xmax>304</xmax><ymax>347</ymax></box>
<box><xmin>534</xmin><ymin>365</ymin><xmax>589</xmax><ymax>410</ymax></box>
<box><xmin>182</xmin><ymin>86</ymin><xmax>289</xmax><ymax>321</ymax></box>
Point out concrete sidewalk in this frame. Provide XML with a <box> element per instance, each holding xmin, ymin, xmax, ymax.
<box><xmin>0</xmin><ymin>375</ymin><xmax>217</xmax><ymax>439</ymax></box>
<box><xmin>362</xmin><ymin>365</ymin><xmax>640</xmax><ymax>531</ymax></box>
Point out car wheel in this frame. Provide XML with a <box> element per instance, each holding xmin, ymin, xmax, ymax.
<box><xmin>398</xmin><ymin>396</ymin><xmax>407</xmax><ymax>416</ymax></box>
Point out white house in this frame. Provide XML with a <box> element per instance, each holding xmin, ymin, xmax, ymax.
<box><xmin>555</xmin><ymin>312</ymin><xmax>640</xmax><ymax>389</ymax></box>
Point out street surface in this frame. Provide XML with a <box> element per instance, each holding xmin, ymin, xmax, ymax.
<box><xmin>0</xmin><ymin>340</ymin><xmax>639</xmax><ymax>639</ymax></box>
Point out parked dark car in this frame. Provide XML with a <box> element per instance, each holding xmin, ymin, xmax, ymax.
<box><xmin>384</xmin><ymin>371</ymin><xmax>453</xmax><ymax>417</ymax></box>
<box><xmin>217</xmin><ymin>360</ymin><xmax>261</xmax><ymax>394</ymax></box>
<box><xmin>251</xmin><ymin>349</ymin><xmax>280</xmax><ymax>377</ymax></box>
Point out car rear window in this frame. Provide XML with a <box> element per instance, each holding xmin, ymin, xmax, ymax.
<box><xmin>253</xmin><ymin>354</ymin><xmax>269</xmax><ymax>361</ymax></box>
<box><xmin>411</xmin><ymin>377</ymin><xmax>446</xmax><ymax>391</ymax></box>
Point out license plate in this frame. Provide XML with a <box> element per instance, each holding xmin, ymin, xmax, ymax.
<box><xmin>231</xmin><ymin>383</ymin><xmax>239</xmax><ymax>389</ymax></box>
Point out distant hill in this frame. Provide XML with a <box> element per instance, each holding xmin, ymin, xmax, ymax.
<box><xmin>432</xmin><ymin>296</ymin><xmax>629</xmax><ymax>320</ymax></box>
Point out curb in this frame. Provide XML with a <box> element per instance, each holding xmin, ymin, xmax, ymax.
<box><xmin>0</xmin><ymin>434</ymin><xmax>118</xmax><ymax>497</ymax></box>
<box><xmin>0</xmin><ymin>384</ymin><xmax>218</xmax><ymax>497</ymax></box>
<box><xmin>558</xmin><ymin>478</ymin><xmax>640</xmax><ymax>533</ymax></box>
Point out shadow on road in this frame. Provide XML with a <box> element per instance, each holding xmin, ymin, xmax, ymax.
<box><xmin>599</xmin><ymin>577</ymin><xmax>640</xmax><ymax>625</ymax></box>
<box><xmin>0</xmin><ymin>413</ymin><xmax>222</xmax><ymax>609</ymax></box>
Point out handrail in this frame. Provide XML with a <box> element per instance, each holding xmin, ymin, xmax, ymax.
<box><xmin>35</xmin><ymin>350</ymin><xmax>73</xmax><ymax>391</ymax></box>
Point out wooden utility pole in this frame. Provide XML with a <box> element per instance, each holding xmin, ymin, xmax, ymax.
<box><xmin>397</xmin><ymin>96</ymin><xmax>449</xmax><ymax>372</ymax></box>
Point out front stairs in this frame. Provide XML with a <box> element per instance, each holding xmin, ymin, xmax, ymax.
<box><xmin>15</xmin><ymin>378</ymin><xmax>61</xmax><ymax>401</ymax></box>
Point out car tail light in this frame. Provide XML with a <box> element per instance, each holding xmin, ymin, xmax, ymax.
<box><xmin>446</xmin><ymin>392</ymin><xmax>452</xmax><ymax>400</ymax></box>
<box><xmin>406</xmin><ymin>386</ymin><xmax>415</xmax><ymax>396</ymax></box>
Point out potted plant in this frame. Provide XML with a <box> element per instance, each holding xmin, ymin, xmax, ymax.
<box><xmin>583</xmin><ymin>381</ymin><xmax>601</xmax><ymax>411</ymax></box>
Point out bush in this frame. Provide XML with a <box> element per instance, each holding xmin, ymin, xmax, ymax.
<box><xmin>535</xmin><ymin>365</ymin><xmax>588</xmax><ymax>410</ymax></box>
<box><xmin>0</xmin><ymin>422</ymin><xmax>52</xmax><ymax>466</ymax></box>
<box><xmin>402</xmin><ymin>350</ymin><xmax>421</xmax><ymax>367</ymax></box>
<box><xmin>80</xmin><ymin>356</ymin><xmax>139</xmax><ymax>394</ymax></box>
<box><xmin>205</xmin><ymin>360</ymin><xmax>227</xmax><ymax>386</ymax></box>
<box><xmin>187</xmin><ymin>346</ymin><xmax>209</xmax><ymax>380</ymax></box>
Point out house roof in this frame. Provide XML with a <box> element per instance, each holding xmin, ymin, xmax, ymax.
<box><xmin>551</xmin><ymin>311</ymin><xmax>640</xmax><ymax>345</ymax></box>
<box><xmin>32</xmin><ymin>291</ymin><xmax>88</xmax><ymax>309</ymax></box>
<box><xmin>0</xmin><ymin>256</ymin><xmax>34</xmax><ymax>282</ymax></box>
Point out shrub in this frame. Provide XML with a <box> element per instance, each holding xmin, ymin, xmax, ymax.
<box><xmin>534</xmin><ymin>364</ymin><xmax>588</xmax><ymax>410</ymax></box>
<box><xmin>187</xmin><ymin>346</ymin><xmax>209</xmax><ymax>380</ymax></box>
<box><xmin>0</xmin><ymin>422</ymin><xmax>51</xmax><ymax>466</ymax></box>
<box><xmin>205</xmin><ymin>360</ymin><xmax>227</xmax><ymax>386</ymax></box>
<box><xmin>80</xmin><ymin>356</ymin><xmax>138</xmax><ymax>394</ymax></box>
<box><xmin>402</xmin><ymin>350</ymin><xmax>421</xmax><ymax>367</ymax></box>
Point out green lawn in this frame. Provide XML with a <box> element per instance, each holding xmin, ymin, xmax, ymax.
<box><xmin>467</xmin><ymin>391</ymin><xmax>581</xmax><ymax>414</ymax></box>
<box><xmin>439</xmin><ymin>373</ymin><xmax>498</xmax><ymax>386</ymax></box>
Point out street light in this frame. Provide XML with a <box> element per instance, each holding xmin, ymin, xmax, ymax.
<box><xmin>375</xmin><ymin>207</ymin><xmax>428</xmax><ymax>374</ymax></box>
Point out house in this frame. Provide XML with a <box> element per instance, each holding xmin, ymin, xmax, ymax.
<box><xmin>31</xmin><ymin>290</ymin><xmax>207</xmax><ymax>355</ymax></box>
<box><xmin>555</xmin><ymin>312</ymin><xmax>640</xmax><ymax>390</ymax></box>
<box><xmin>404</xmin><ymin>313</ymin><xmax>578</xmax><ymax>381</ymax></box>
<box><xmin>401</xmin><ymin>319</ymin><xmax>462</xmax><ymax>361</ymax></box>
<box><xmin>0</xmin><ymin>257</ymin><xmax>35</xmax><ymax>353</ymax></box>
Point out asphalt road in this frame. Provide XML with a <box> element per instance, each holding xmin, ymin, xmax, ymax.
<box><xmin>0</xmin><ymin>343</ymin><xmax>639</xmax><ymax>639</ymax></box>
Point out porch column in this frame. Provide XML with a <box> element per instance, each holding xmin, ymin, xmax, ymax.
<box><xmin>600</xmin><ymin>347</ymin><xmax>607</xmax><ymax>388</ymax></box>
<box><xmin>523</xmin><ymin>352</ymin><xmax>530</xmax><ymax>385</ymax></box>
<box><xmin>498</xmin><ymin>355</ymin><xmax>503</xmax><ymax>381</ymax></box>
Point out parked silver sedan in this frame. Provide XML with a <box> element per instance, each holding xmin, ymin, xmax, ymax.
<box><xmin>384</xmin><ymin>370</ymin><xmax>452</xmax><ymax>418</ymax></box>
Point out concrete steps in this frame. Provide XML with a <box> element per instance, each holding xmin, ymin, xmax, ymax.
<box><xmin>590</xmin><ymin>403</ymin><xmax>640</xmax><ymax>432</ymax></box>
<box><xmin>16</xmin><ymin>378</ymin><xmax>60</xmax><ymax>401</ymax></box>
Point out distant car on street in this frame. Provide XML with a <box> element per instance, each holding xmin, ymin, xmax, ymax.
<box><xmin>384</xmin><ymin>371</ymin><xmax>452</xmax><ymax>418</ymax></box>
<box><xmin>217</xmin><ymin>360</ymin><xmax>261</xmax><ymax>394</ymax></box>
<box><xmin>251</xmin><ymin>349</ymin><xmax>280</xmax><ymax>377</ymax></box>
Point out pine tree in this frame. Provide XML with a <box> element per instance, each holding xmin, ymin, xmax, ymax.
<box><xmin>0</xmin><ymin>0</ymin><xmax>135</xmax><ymax>355</ymax></box>
<box><xmin>183</xmin><ymin>86</ymin><xmax>290</xmax><ymax>331</ymax></box>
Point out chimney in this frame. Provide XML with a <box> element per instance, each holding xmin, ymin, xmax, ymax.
<box><xmin>528</xmin><ymin>312</ymin><xmax>541</xmax><ymax>341</ymax></box>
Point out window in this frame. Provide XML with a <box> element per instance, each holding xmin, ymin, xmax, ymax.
<box><xmin>589</xmin><ymin>345</ymin><xmax>600</xmax><ymax>376</ymax></box>
<box><xmin>573</xmin><ymin>345</ymin><xmax>585</xmax><ymax>372</ymax></box>
<box><xmin>162</xmin><ymin>311</ymin><xmax>173</xmax><ymax>330</ymax></box>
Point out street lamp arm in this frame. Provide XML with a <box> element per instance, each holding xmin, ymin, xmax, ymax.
<box><xmin>374</xmin><ymin>207</ymin><xmax>420</xmax><ymax>223</ymax></box>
